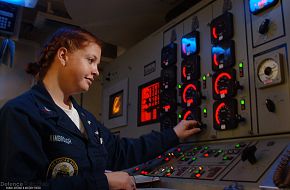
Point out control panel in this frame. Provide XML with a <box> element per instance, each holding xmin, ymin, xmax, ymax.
<box><xmin>126</xmin><ymin>137</ymin><xmax>289</xmax><ymax>189</ymax></box>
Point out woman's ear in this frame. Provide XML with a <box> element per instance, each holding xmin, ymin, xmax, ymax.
<box><xmin>57</xmin><ymin>47</ymin><xmax>68</xmax><ymax>66</ymax></box>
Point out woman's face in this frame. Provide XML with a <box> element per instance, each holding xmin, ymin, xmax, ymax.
<box><xmin>60</xmin><ymin>42</ymin><xmax>102</xmax><ymax>94</ymax></box>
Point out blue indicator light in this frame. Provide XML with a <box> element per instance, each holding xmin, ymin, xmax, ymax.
<box><xmin>249</xmin><ymin>0</ymin><xmax>278</xmax><ymax>14</ymax></box>
<box><xmin>0</xmin><ymin>0</ymin><xmax>38</xmax><ymax>8</ymax></box>
<box><xmin>182</xmin><ymin>37</ymin><xmax>197</xmax><ymax>56</ymax></box>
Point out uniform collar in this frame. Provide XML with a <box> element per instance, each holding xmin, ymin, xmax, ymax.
<box><xmin>31</xmin><ymin>81</ymin><xmax>85</xmax><ymax>138</ymax></box>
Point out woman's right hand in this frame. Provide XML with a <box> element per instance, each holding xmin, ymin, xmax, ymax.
<box><xmin>105</xmin><ymin>171</ymin><xmax>136</xmax><ymax>190</ymax></box>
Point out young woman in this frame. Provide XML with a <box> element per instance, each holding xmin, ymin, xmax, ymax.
<box><xmin>0</xmin><ymin>27</ymin><xmax>201</xmax><ymax>190</ymax></box>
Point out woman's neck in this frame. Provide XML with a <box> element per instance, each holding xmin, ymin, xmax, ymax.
<box><xmin>42</xmin><ymin>75</ymin><xmax>71</xmax><ymax>110</ymax></box>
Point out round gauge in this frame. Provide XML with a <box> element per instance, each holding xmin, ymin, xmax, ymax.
<box><xmin>214</xmin><ymin>72</ymin><xmax>232</xmax><ymax>97</ymax></box>
<box><xmin>258</xmin><ymin>58</ymin><xmax>279</xmax><ymax>84</ymax></box>
<box><xmin>182</xmin><ymin>84</ymin><xmax>199</xmax><ymax>106</ymax></box>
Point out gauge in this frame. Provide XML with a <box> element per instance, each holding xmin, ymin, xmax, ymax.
<box><xmin>181</xmin><ymin>55</ymin><xmax>200</xmax><ymax>82</ymax></box>
<box><xmin>255</xmin><ymin>53</ymin><xmax>283</xmax><ymax>89</ymax></box>
<box><xmin>182</xmin><ymin>107</ymin><xmax>201</xmax><ymax>122</ymax></box>
<box><xmin>257</xmin><ymin>58</ymin><xmax>279</xmax><ymax>84</ymax></box>
<box><xmin>212</xmin><ymin>69</ymin><xmax>239</xmax><ymax>100</ymax></box>
<box><xmin>161</xmin><ymin>43</ymin><xmax>177</xmax><ymax>68</ymax></box>
<box><xmin>160</xmin><ymin>89</ymin><xmax>177</xmax><ymax>113</ymax></box>
<box><xmin>211</xmin><ymin>40</ymin><xmax>235</xmax><ymax>71</ymax></box>
<box><xmin>210</xmin><ymin>12</ymin><xmax>234</xmax><ymax>44</ymax></box>
<box><xmin>182</xmin><ymin>82</ymin><xmax>201</xmax><ymax>107</ymax></box>
<box><xmin>213</xmin><ymin>99</ymin><xmax>239</xmax><ymax>130</ymax></box>
<box><xmin>161</xmin><ymin>66</ymin><xmax>177</xmax><ymax>90</ymax></box>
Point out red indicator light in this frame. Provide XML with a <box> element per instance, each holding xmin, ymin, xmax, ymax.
<box><xmin>158</xmin><ymin>155</ymin><xmax>162</xmax><ymax>159</ymax></box>
<box><xmin>215</xmin><ymin>102</ymin><xmax>225</xmax><ymax>125</ymax></box>
<box><xmin>166</xmin><ymin>173</ymin><xmax>171</xmax><ymax>177</ymax></box>
<box><xmin>204</xmin><ymin>153</ymin><xmax>209</xmax><ymax>157</ymax></box>
<box><xmin>212</xmin><ymin>27</ymin><xmax>218</xmax><ymax>39</ymax></box>
<box><xmin>135</xmin><ymin>167</ymin><xmax>140</xmax><ymax>171</ymax></box>
<box><xmin>177</xmin><ymin>148</ymin><xmax>181</xmax><ymax>152</ymax></box>
<box><xmin>195</xmin><ymin>173</ymin><xmax>201</xmax><ymax>178</ymax></box>
<box><xmin>165</xmin><ymin>157</ymin><xmax>170</xmax><ymax>161</ymax></box>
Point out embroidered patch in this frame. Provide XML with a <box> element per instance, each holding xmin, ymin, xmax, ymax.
<box><xmin>49</xmin><ymin>135</ymin><xmax>72</xmax><ymax>144</ymax></box>
<box><xmin>46</xmin><ymin>157</ymin><xmax>78</xmax><ymax>179</ymax></box>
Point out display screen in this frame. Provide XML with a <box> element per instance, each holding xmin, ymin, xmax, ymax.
<box><xmin>249</xmin><ymin>0</ymin><xmax>279</xmax><ymax>14</ymax></box>
<box><xmin>109</xmin><ymin>90</ymin><xmax>123</xmax><ymax>119</ymax></box>
<box><xmin>138</xmin><ymin>78</ymin><xmax>160</xmax><ymax>126</ymax></box>
<box><xmin>181</xmin><ymin>31</ymin><xmax>199</xmax><ymax>58</ymax></box>
<box><xmin>0</xmin><ymin>0</ymin><xmax>38</xmax><ymax>8</ymax></box>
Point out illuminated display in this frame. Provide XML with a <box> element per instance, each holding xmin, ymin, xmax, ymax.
<box><xmin>109</xmin><ymin>90</ymin><xmax>123</xmax><ymax>119</ymax></box>
<box><xmin>213</xmin><ymin>99</ymin><xmax>239</xmax><ymax>130</ymax></box>
<box><xmin>210</xmin><ymin>12</ymin><xmax>233</xmax><ymax>44</ymax></box>
<box><xmin>181</xmin><ymin>31</ymin><xmax>200</xmax><ymax>58</ymax></box>
<box><xmin>138</xmin><ymin>78</ymin><xmax>160</xmax><ymax>126</ymax></box>
<box><xmin>0</xmin><ymin>0</ymin><xmax>38</xmax><ymax>8</ymax></box>
<box><xmin>181</xmin><ymin>82</ymin><xmax>201</xmax><ymax>107</ymax></box>
<box><xmin>182</xmin><ymin>107</ymin><xmax>201</xmax><ymax>122</ymax></box>
<box><xmin>212</xmin><ymin>68</ymin><xmax>237</xmax><ymax>100</ymax></box>
<box><xmin>249</xmin><ymin>0</ymin><xmax>279</xmax><ymax>14</ymax></box>
<box><xmin>161</xmin><ymin>43</ymin><xmax>177</xmax><ymax>68</ymax></box>
<box><xmin>211</xmin><ymin>40</ymin><xmax>235</xmax><ymax>71</ymax></box>
<box><xmin>181</xmin><ymin>55</ymin><xmax>200</xmax><ymax>82</ymax></box>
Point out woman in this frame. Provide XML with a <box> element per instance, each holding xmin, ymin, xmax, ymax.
<box><xmin>0</xmin><ymin>27</ymin><xmax>201</xmax><ymax>190</ymax></box>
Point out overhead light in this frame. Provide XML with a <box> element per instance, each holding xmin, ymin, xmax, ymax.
<box><xmin>0</xmin><ymin>0</ymin><xmax>38</xmax><ymax>8</ymax></box>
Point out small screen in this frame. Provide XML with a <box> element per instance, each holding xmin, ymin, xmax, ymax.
<box><xmin>249</xmin><ymin>0</ymin><xmax>279</xmax><ymax>14</ymax></box>
<box><xmin>109</xmin><ymin>90</ymin><xmax>123</xmax><ymax>119</ymax></box>
<box><xmin>0</xmin><ymin>0</ymin><xmax>38</xmax><ymax>8</ymax></box>
<box><xmin>138</xmin><ymin>78</ymin><xmax>160</xmax><ymax>126</ymax></box>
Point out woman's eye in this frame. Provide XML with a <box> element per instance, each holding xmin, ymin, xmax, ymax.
<box><xmin>88</xmin><ymin>58</ymin><xmax>94</xmax><ymax>64</ymax></box>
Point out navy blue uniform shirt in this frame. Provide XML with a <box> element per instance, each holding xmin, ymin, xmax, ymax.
<box><xmin>0</xmin><ymin>82</ymin><xmax>179</xmax><ymax>189</ymax></box>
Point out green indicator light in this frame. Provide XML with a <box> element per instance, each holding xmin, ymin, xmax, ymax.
<box><xmin>178</xmin><ymin>84</ymin><xmax>182</xmax><ymax>89</ymax></box>
<box><xmin>204</xmin><ymin>146</ymin><xmax>209</xmax><ymax>150</ymax></box>
<box><xmin>202</xmin><ymin>75</ymin><xmax>206</xmax><ymax>81</ymax></box>
<box><xmin>192</xmin><ymin>157</ymin><xmax>197</xmax><ymax>161</ymax></box>
<box><xmin>195</xmin><ymin>170</ymin><xmax>199</xmax><ymax>174</ymax></box>
<box><xmin>235</xmin><ymin>144</ymin><xmax>241</xmax><ymax>148</ymax></box>
<box><xmin>240</xmin><ymin>99</ymin><xmax>245</xmax><ymax>105</ymax></box>
<box><xmin>223</xmin><ymin>156</ymin><xmax>228</xmax><ymax>160</ymax></box>
<box><xmin>181</xmin><ymin>157</ymin><xmax>186</xmax><ymax>161</ymax></box>
<box><xmin>178</xmin><ymin>114</ymin><xmax>182</xmax><ymax>119</ymax></box>
<box><xmin>194</xmin><ymin>147</ymin><xmax>198</xmax><ymax>150</ymax></box>
<box><xmin>203</xmin><ymin>108</ymin><xmax>207</xmax><ymax>113</ymax></box>
<box><xmin>166</xmin><ymin>169</ymin><xmax>171</xmax><ymax>173</ymax></box>
<box><xmin>218</xmin><ymin>150</ymin><xmax>223</xmax><ymax>153</ymax></box>
<box><xmin>239</xmin><ymin>63</ymin><xmax>243</xmax><ymax>68</ymax></box>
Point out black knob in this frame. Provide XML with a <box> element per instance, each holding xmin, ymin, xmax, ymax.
<box><xmin>259</xmin><ymin>19</ymin><xmax>270</xmax><ymax>35</ymax></box>
<box><xmin>264</xmin><ymin>66</ymin><xmax>272</xmax><ymax>76</ymax></box>
<box><xmin>241</xmin><ymin>145</ymin><xmax>257</xmax><ymax>165</ymax></box>
<box><xmin>265</xmin><ymin>99</ymin><xmax>275</xmax><ymax>113</ymax></box>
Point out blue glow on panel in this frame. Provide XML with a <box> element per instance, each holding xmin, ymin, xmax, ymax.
<box><xmin>182</xmin><ymin>37</ymin><xmax>197</xmax><ymax>56</ymax></box>
<box><xmin>0</xmin><ymin>0</ymin><xmax>38</xmax><ymax>8</ymax></box>
<box><xmin>212</xmin><ymin>46</ymin><xmax>231</xmax><ymax>56</ymax></box>
<box><xmin>249</xmin><ymin>0</ymin><xmax>277</xmax><ymax>14</ymax></box>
